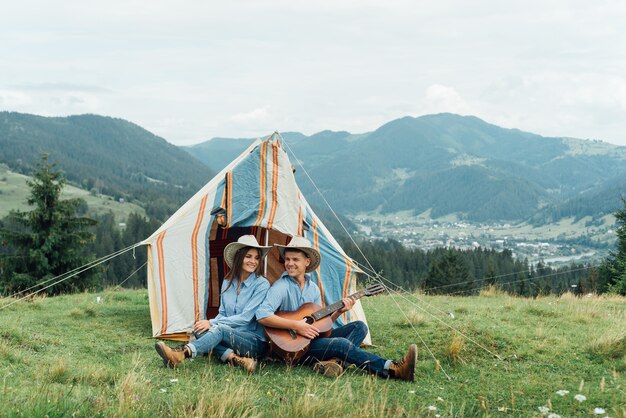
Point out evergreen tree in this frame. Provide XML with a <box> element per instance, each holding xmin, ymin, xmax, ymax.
<box><xmin>424</xmin><ymin>249</ymin><xmax>473</xmax><ymax>295</ymax></box>
<box><xmin>0</xmin><ymin>155</ymin><xmax>96</xmax><ymax>295</ymax></box>
<box><xmin>598</xmin><ymin>198</ymin><xmax>626</xmax><ymax>295</ymax></box>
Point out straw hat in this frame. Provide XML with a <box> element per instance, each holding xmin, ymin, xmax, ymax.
<box><xmin>275</xmin><ymin>236</ymin><xmax>321</xmax><ymax>273</ymax></box>
<box><xmin>223</xmin><ymin>235</ymin><xmax>271</xmax><ymax>268</ymax></box>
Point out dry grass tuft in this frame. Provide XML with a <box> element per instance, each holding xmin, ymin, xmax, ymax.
<box><xmin>404</xmin><ymin>310</ymin><xmax>427</xmax><ymax>326</ymax></box>
<box><xmin>445</xmin><ymin>335</ymin><xmax>465</xmax><ymax>364</ymax></box>
<box><xmin>274</xmin><ymin>377</ymin><xmax>400</xmax><ymax>417</ymax></box>
<box><xmin>178</xmin><ymin>373</ymin><xmax>262</xmax><ymax>418</ymax></box>
<box><xmin>117</xmin><ymin>353</ymin><xmax>149</xmax><ymax>416</ymax></box>
<box><xmin>0</xmin><ymin>339</ymin><xmax>15</xmax><ymax>361</ymax></box>
<box><xmin>83</xmin><ymin>306</ymin><xmax>96</xmax><ymax>317</ymax></box>
<box><xmin>48</xmin><ymin>358</ymin><xmax>69</xmax><ymax>383</ymax></box>
<box><xmin>394</xmin><ymin>309</ymin><xmax>427</xmax><ymax>328</ymax></box>
<box><xmin>79</xmin><ymin>366</ymin><xmax>116</xmax><ymax>387</ymax></box>
<box><xmin>479</xmin><ymin>285</ymin><xmax>505</xmax><ymax>297</ymax></box>
<box><xmin>588</xmin><ymin>333</ymin><xmax>626</xmax><ymax>360</ymax></box>
<box><xmin>69</xmin><ymin>308</ymin><xmax>83</xmax><ymax>318</ymax></box>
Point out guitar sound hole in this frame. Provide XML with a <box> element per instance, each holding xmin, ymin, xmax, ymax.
<box><xmin>303</xmin><ymin>315</ymin><xmax>314</xmax><ymax>324</ymax></box>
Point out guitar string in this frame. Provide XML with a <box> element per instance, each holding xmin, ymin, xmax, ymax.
<box><xmin>0</xmin><ymin>243</ymin><xmax>143</xmax><ymax>311</ymax></box>
<box><xmin>1</xmin><ymin>242</ymin><xmax>144</xmax><ymax>300</ymax></box>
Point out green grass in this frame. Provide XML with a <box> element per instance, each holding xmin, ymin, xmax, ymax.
<box><xmin>0</xmin><ymin>289</ymin><xmax>624</xmax><ymax>417</ymax></box>
<box><xmin>0</xmin><ymin>164</ymin><xmax>145</xmax><ymax>220</ymax></box>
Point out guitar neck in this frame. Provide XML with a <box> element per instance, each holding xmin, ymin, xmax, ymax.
<box><xmin>311</xmin><ymin>288</ymin><xmax>368</xmax><ymax>321</ymax></box>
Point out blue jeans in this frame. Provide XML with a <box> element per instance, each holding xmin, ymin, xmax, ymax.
<box><xmin>188</xmin><ymin>324</ymin><xmax>268</xmax><ymax>362</ymax></box>
<box><xmin>301</xmin><ymin>321</ymin><xmax>391</xmax><ymax>378</ymax></box>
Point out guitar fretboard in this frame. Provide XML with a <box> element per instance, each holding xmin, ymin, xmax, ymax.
<box><xmin>310</xmin><ymin>288</ymin><xmax>368</xmax><ymax>321</ymax></box>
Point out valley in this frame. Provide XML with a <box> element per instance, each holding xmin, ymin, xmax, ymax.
<box><xmin>352</xmin><ymin>209</ymin><xmax>616</xmax><ymax>266</ymax></box>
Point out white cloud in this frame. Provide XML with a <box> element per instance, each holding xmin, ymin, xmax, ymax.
<box><xmin>230</xmin><ymin>106</ymin><xmax>272</xmax><ymax>124</ymax></box>
<box><xmin>422</xmin><ymin>85</ymin><xmax>472</xmax><ymax>116</ymax></box>
<box><xmin>0</xmin><ymin>90</ymin><xmax>32</xmax><ymax>107</ymax></box>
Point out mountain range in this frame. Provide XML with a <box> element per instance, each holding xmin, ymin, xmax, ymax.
<box><xmin>185</xmin><ymin>114</ymin><xmax>626</xmax><ymax>222</ymax></box>
<box><xmin>1</xmin><ymin>111</ymin><xmax>625</xmax><ymax>225</ymax></box>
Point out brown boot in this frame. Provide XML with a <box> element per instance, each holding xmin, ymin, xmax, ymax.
<box><xmin>155</xmin><ymin>342</ymin><xmax>189</xmax><ymax>368</ymax></box>
<box><xmin>389</xmin><ymin>344</ymin><xmax>417</xmax><ymax>381</ymax></box>
<box><xmin>227</xmin><ymin>352</ymin><xmax>257</xmax><ymax>373</ymax></box>
<box><xmin>312</xmin><ymin>359</ymin><xmax>344</xmax><ymax>377</ymax></box>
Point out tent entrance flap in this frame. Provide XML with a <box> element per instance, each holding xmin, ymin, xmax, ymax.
<box><xmin>205</xmin><ymin>225</ymin><xmax>290</xmax><ymax>319</ymax></box>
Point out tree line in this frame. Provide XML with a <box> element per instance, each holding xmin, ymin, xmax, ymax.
<box><xmin>341</xmin><ymin>238</ymin><xmax>606</xmax><ymax>296</ymax></box>
<box><xmin>2</xmin><ymin>157</ymin><xmax>625</xmax><ymax>297</ymax></box>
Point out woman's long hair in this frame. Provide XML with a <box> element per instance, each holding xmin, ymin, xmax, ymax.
<box><xmin>223</xmin><ymin>247</ymin><xmax>263</xmax><ymax>293</ymax></box>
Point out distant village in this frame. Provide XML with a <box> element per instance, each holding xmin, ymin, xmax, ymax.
<box><xmin>352</xmin><ymin>214</ymin><xmax>615</xmax><ymax>267</ymax></box>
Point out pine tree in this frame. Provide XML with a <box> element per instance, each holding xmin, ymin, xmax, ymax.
<box><xmin>598</xmin><ymin>198</ymin><xmax>626</xmax><ymax>295</ymax></box>
<box><xmin>424</xmin><ymin>249</ymin><xmax>473</xmax><ymax>295</ymax></box>
<box><xmin>0</xmin><ymin>155</ymin><xmax>96</xmax><ymax>295</ymax></box>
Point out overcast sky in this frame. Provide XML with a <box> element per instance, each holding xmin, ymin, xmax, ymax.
<box><xmin>2</xmin><ymin>1</ymin><xmax>626</xmax><ymax>146</ymax></box>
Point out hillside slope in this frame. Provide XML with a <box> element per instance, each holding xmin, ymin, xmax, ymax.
<box><xmin>0</xmin><ymin>112</ymin><xmax>214</xmax><ymax>218</ymax></box>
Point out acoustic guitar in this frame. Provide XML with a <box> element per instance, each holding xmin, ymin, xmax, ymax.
<box><xmin>264</xmin><ymin>283</ymin><xmax>385</xmax><ymax>362</ymax></box>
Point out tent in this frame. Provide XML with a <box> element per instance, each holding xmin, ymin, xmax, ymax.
<box><xmin>142</xmin><ymin>133</ymin><xmax>370</xmax><ymax>343</ymax></box>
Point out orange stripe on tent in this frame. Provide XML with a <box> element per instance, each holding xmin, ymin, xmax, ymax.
<box><xmin>267</xmin><ymin>143</ymin><xmax>279</xmax><ymax>229</ymax></box>
<box><xmin>225</xmin><ymin>171</ymin><xmax>233</xmax><ymax>228</ymax></box>
<box><xmin>342</xmin><ymin>255</ymin><xmax>352</xmax><ymax>323</ymax></box>
<box><xmin>156</xmin><ymin>231</ymin><xmax>168</xmax><ymax>335</ymax></box>
<box><xmin>312</xmin><ymin>218</ymin><xmax>325</xmax><ymax>307</ymax></box>
<box><xmin>191</xmin><ymin>194</ymin><xmax>208</xmax><ymax>322</ymax></box>
<box><xmin>254</xmin><ymin>141</ymin><xmax>267</xmax><ymax>226</ymax></box>
<box><xmin>220</xmin><ymin>180</ymin><xmax>227</xmax><ymax>209</ymax></box>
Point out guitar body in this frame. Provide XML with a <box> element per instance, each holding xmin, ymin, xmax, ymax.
<box><xmin>265</xmin><ymin>302</ymin><xmax>334</xmax><ymax>362</ymax></box>
<box><xmin>263</xmin><ymin>284</ymin><xmax>384</xmax><ymax>363</ymax></box>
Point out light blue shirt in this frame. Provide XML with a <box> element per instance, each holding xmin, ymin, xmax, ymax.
<box><xmin>256</xmin><ymin>272</ymin><xmax>322</xmax><ymax>320</ymax></box>
<box><xmin>212</xmin><ymin>272</ymin><xmax>270</xmax><ymax>340</ymax></box>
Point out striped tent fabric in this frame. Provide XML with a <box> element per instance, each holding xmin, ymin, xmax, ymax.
<box><xmin>142</xmin><ymin>133</ymin><xmax>371</xmax><ymax>344</ymax></box>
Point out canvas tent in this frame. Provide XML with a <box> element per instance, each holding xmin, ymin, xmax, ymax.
<box><xmin>142</xmin><ymin>133</ymin><xmax>370</xmax><ymax>343</ymax></box>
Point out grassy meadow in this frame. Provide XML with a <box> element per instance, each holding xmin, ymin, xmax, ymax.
<box><xmin>0</xmin><ymin>289</ymin><xmax>624</xmax><ymax>417</ymax></box>
<box><xmin>0</xmin><ymin>164</ymin><xmax>145</xmax><ymax>221</ymax></box>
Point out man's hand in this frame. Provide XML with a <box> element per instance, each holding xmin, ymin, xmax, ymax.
<box><xmin>339</xmin><ymin>296</ymin><xmax>355</xmax><ymax>313</ymax></box>
<box><xmin>293</xmin><ymin>319</ymin><xmax>320</xmax><ymax>339</ymax></box>
<box><xmin>194</xmin><ymin>319</ymin><xmax>211</xmax><ymax>333</ymax></box>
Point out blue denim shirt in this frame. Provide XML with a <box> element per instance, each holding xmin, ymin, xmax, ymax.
<box><xmin>256</xmin><ymin>272</ymin><xmax>321</xmax><ymax>320</ymax></box>
<box><xmin>212</xmin><ymin>272</ymin><xmax>270</xmax><ymax>340</ymax></box>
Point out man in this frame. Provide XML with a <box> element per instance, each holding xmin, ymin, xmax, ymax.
<box><xmin>256</xmin><ymin>237</ymin><xmax>417</xmax><ymax>381</ymax></box>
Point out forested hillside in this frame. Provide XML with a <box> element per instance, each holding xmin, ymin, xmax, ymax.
<box><xmin>0</xmin><ymin>112</ymin><xmax>214</xmax><ymax>220</ymax></box>
<box><xmin>186</xmin><ymin>114</ymin><xmax>626</xmax><ymax>223</ymax></box>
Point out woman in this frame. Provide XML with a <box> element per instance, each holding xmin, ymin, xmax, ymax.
<box><xmin>155</xmin><ymin>235</ymin><xmax>271</xmax><ymax>373</ymax></box>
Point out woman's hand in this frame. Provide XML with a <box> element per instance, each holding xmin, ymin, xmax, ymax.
<box><xmin>194</xmin><ymin>319</ymin><xmax>211</xmax><ymax>333</ymax></box>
